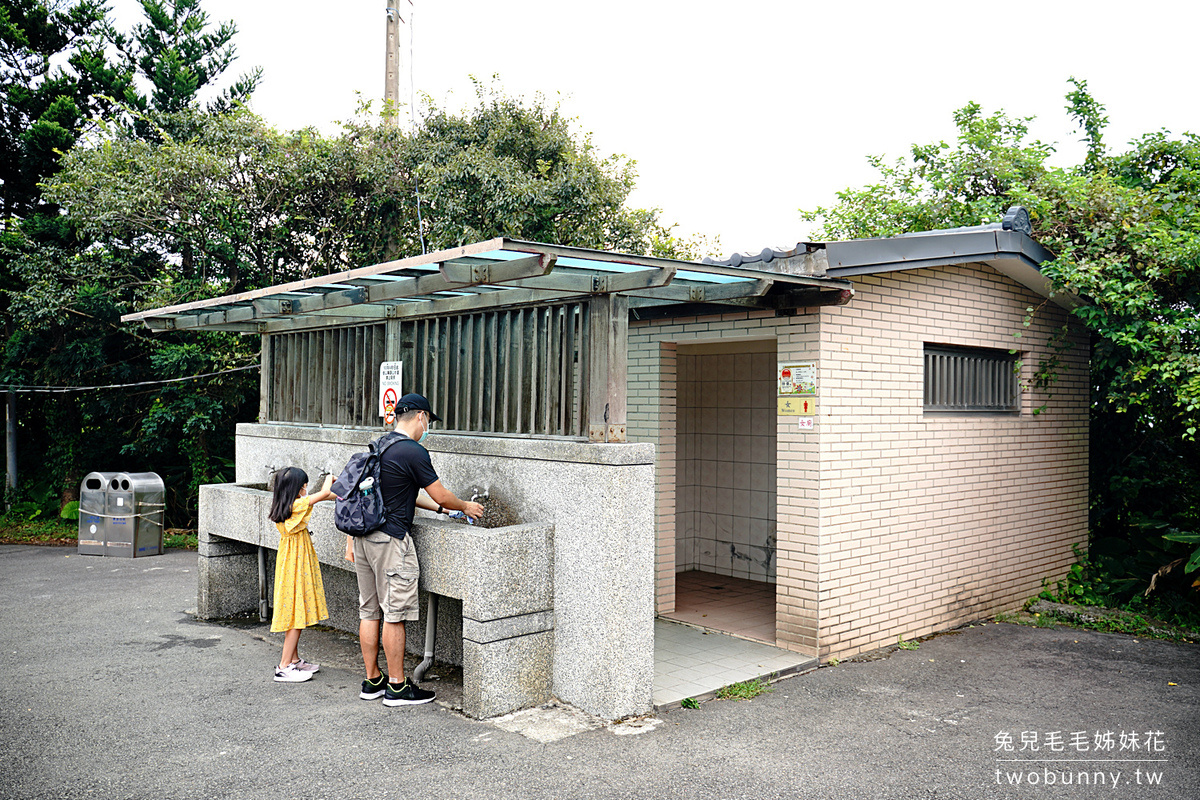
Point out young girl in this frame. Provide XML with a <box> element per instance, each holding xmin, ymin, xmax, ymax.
<box><xmin>268</xmin><ymin>467</ymin><xmax>335</xmax><ymax>683</ymax></box>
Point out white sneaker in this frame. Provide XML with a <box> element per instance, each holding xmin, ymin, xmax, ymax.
<box><xmin>291</xmin><ymin>658</ymin><xmax>320</xmax><ymax>673</ymax></box>
<box><xmin>274</xmin><ymin>664</ymin><xmax>313</xmax><ymax>683</ymax></box>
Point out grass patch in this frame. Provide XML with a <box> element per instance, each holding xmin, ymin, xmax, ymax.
<box><xmin>164</xmin><ymin>529</ymin><xmax>198</xmax><ymax>549</ymax></box>
<box><xmin>680</xmin><ymin>697</ymin><xmax>700</xmax><ymax>709</ymax></box>
<box><xmin>715</xmin><ymin>677</ymin><xmax>772</xmax><ymax>701</ymax></box>
<box><xmin>0</xmin><ymin>515</ymin><xmax>78</xmax><ymax>546</ymax></box>
<box><xmin>896</xmin><ymin>637</ymin><xmax>920</xmax><ymax>650</ymax></box>
<box><xmin>0</xmin><ymin>515</ymin><xmax>196</xmax><ymax>551</ymax></box>
<box><xmin>1037</xmin><ymin>544</ymin><xmax>1200</xmax><ymax>637</ymax></box>
<box><xmin>994</xmin><ymin>601</ymin><xmax>1199</xmax><ymax>643</ymax></box>
<box><xmin>1028</xmin><ymin>600</ymin><xmax>1198</xmax><ymax>642</ymax></box>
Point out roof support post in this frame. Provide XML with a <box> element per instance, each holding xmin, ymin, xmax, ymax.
<box><xmin>586</xmin><ymin>294</ymin><xmax>628</xmax><ymax>443</ymax></box>
<box><xmin>258</xmin><ymin>334</ymin><xmax>271</xmax><ymax>423</ymax></box>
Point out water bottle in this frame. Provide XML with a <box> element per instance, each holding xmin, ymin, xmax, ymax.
<box><xmin>360</xmin><ymin>476</ymin><xmax>374</xmax><ymax>496</ymax></box>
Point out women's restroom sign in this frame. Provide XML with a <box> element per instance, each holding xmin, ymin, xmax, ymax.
<box><xmin>778</xmin><ymin>362</ymin><xmax>817</xmax><ymax>421</ymax></box>
<box><xmin>379</xmin><ymin>361</ymin><xmax>403</xmax><ymax>423</ymax></box>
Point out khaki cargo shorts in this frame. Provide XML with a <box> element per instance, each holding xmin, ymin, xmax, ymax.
<box><xmin>352</xmin><ymin>531</ymin><xmax>420</xmax><ymax>623</ymax></box>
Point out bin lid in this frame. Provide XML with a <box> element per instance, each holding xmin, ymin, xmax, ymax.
<box><xmin>82</xmin><ymin>472</ymin><xmax>119</xmax><ymax>492</ymax></box>
<box><xmin>112</xmin><ymin>472</ymin><xmax>165</xmax><ymax>494</ymax></box>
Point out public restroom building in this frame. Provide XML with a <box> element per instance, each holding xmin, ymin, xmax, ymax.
<box><xmin>124</xmin><ymin>208</ymin><xmax>1089</xmax><ymax>718</ymax></box>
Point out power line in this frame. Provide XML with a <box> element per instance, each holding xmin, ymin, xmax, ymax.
<box><xmin>0</xmin><ymin>363</ymin><xmax>260</xmax><ymax>394</ymax></box>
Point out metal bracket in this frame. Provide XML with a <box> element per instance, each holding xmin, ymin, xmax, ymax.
<box><xmin>471</xmin><ymin>264</ymin><xmax>491</xmax><ymax>283</ymax></box>
<box><xmin>589</xmin><ymin>423</ymin><xmax>627</xmax><ymax>443</ymax></box>
<box><xmin>385</xmin><ymin>305</ymin><xmax>399</xmax><ymax>318</ymax></box>
<box><xmin>591</xmin><ymin>275</ymin><xmax>610</xmax><ymax>293</ymax></box>
<box><xmin>688</xmin><ymin>286</ymin><xmax>705</xmax><ymax>302</ymax></box>
<box><xmin>279</xmin><ymin>299</ymin><xmax>293</xmax><ymax>315</ymax></box>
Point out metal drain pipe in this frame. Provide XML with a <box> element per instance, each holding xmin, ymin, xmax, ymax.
<box><xmin>257</xmin><ymin>546</ymin><xmax>269</xmax><ymax>622</ymax></box>
<box><xmin>412</xmin><ymin>592</ymin><xmax>438</xmax><ymax>682</ymax></box>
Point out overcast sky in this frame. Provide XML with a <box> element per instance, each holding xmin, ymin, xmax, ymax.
<box><xmin>107</xmin><ymin>0</ymin><xmax>1200</xmax><ymax>256</ymax></box>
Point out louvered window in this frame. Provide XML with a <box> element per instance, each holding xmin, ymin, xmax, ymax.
<box><xmin>923</xmin><ymin>344</ymin><xmax>1018</xmax><ymax>412</ymax></box>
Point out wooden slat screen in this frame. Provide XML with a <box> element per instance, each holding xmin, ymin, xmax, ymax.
<box><xmin>268</xmin><ymin>324</ymin><xmax>387</xmax><ymax>426</ymax></box>
<box><xmin>400</xmin><ymin>301</ymin><xmax>590</xmax><ymax>437</ymax></box>
<box><xmin>264</xmin><ymin>302</ymin><xmax>590</xmax><ymax>436</ymax></box>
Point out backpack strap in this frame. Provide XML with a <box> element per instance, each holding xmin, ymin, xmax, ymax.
<box><xmin>345</xmin><ymin>435</ymin><xmax>405</xmax><ymax>495</ymax></box>
<box><xmin>374</xmin><ymin>435</ymin><xmax>404</xmax><ymax>459</ymax></box>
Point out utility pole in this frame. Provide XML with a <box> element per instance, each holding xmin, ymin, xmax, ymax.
<box><xmin>384</xmin><ymin>2</ymin><xmax>413</xmax><ymax>127</ymax></box>
<box><xmin>5</xmin><ymin>392</ymin><xmax>16</xmax><ymax>506</ymax></box>
<box><xmin>385</xmin><ymin>1</ymin><xmax>425</xmax><ymax>254</ymax></box>
<box><xmin>384</xmin><ymin>3</ymin><xmax>400</xmax><ymax>123</ymax></box>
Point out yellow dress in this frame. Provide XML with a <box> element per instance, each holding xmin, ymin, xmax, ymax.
<box><xmin>271</xmin><ymin>495</ymin><xmax>329</xmax><ymax>632</ymax></box>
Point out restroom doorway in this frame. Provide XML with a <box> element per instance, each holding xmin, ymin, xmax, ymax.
<box><xmin>666</xmin><ymin>340</ymin><xmax>777</xmax><ymax>643</ymax></box>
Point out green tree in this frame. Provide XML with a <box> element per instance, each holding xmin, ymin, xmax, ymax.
<box><xmin>48</xmin><ymin>88</ymin><xmax>709</xmax><ymax>300</ymax></box>
<box><xmin>1</xmin><ymin>0</ymin><xmax>259</xmax><ymax>521</ymax></box>
<box><xmin>407</xmin><ymin>83</ymin><xmax>651</xmax><ymax>253</ymax></box>
<box><xmin>108</xmin><ymin>0</ymin><xmax>260</xmax><ymax>117</ymax></box>
<box><xmin>33</xmin><ymin>85</ymin><xmax>706</xmax><ymax>524</ymax></box>
<box><xmin>1</xmin><ymin>228</ymin><xmax>255</xmax><ymax>522</ymax></box>
<box><xmin>802</xmin><ymin>79</ymin><xmax>1200</xmax><ymax>604</ymax></box>
<box><xmin>48</xmin><ymin>109</ymin><xmax>341</xmax><ymax>294</ymax></box>
<box><xmin>349</xmin><ymin>82</ymin><xmax>711</xmax><ymax>260</ymax></box>
<box><xmin>0</xmin><ymin>0</ymin><xmax>134</xmax><ymax>227</ymax></box>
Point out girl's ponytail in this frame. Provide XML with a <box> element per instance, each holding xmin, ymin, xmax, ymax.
<box><xmin>269</xmin><ymin>467</ymin><xmax>309</xmax><ymax>522</ymax></box>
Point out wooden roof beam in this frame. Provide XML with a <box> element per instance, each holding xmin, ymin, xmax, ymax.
<box><xmin>153</xmin><ymin>254</ymin><xmax>556</xmax><ymax>331</ymax></box>
<box><xmin>627</xmin><ymin>278</ymin><xmax>772</xmax><ymax>304</ymax></box>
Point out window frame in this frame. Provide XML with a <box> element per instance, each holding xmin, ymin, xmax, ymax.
<box><xmin>923</xmin><ymin>343</ymin><xmax>1019</xmax><ymax>414</ymax></box>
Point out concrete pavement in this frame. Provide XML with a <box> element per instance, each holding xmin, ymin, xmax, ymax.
<box><xmin>1</xmin><ymin>544</ymin><xmax>1197</xmax><ymax>800</ymax></box>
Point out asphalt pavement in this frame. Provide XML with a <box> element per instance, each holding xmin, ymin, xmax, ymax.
<box><xmin>1</xmin><ymin>544</ymin><xmax>1197</xmax><ymax>800</ymax></box>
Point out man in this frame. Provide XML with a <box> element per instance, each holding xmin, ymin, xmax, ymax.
<box><xmin>352</xmin><ymin>393</ymin><xmax>483</xmax><ymax>707</ymax></box>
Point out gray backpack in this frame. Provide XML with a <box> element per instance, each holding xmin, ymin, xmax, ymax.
<box><xmin>332</xmin><ymin>436</ymin><xmax>401</xmax><ymax>536</ymax></box>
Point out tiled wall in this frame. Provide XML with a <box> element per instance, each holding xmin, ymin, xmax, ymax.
<box><xmin>627</xmin><ymin>311</ymin><xmax>820</xmax><ymax>653</ymax></box>
<box><xmin>676</xmin><ymin>342</ymin><xmax>777</xmax><ymax>582</ymax></box>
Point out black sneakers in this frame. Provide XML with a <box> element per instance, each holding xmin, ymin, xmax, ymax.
<box><xmin>360</xmin><ymin>674</ymin><xmax>388</xmax><ymax>700</ymax></box>
<box><xmin>382</xmin><ymin>677</ymin><xmax>436</xmax><ymax>706</ymax></box>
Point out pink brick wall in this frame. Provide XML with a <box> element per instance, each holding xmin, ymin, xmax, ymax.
<box><xmin>627</xmin><ymin>262</ymin><xmax>1088</xmax><ymax>661</ymax></box>
<box><xmin>814</xmin><ymin>265</ymin><xmax>1089</xmax><ymax>659</ymax></box>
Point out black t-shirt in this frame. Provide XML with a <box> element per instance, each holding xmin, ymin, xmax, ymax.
<box><xmin>376</xmin><ymin>433</ymin><xmax>439</xmax><ymax>539</ymax></box>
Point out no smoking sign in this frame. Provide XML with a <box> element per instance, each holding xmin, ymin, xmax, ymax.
<box><xmin>379</xmin><ymin>361</ymin><xmax>403</xmax><ymax>421</ymax></box>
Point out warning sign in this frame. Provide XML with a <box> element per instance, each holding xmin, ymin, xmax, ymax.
<box><xmin>379</xmin><ymin>361</ymin><xmax>403</xmax><ymax>419</ymax></box>
<box><xmin>778</xmin><ymin>397</ymin><xmax>817</xmax><ymax>416</ymax></box>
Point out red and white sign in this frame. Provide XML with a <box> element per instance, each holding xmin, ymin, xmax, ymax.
<box><xmin>379</xmin><ymin>361</ymin><xmax>403</xmax><ymax>419</ymax></box>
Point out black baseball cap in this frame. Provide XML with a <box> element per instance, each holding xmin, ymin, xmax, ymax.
<box><xmin>395</xmin><ymin>393</ymin><xmax>442</xmax><ymax>422</ymax></box>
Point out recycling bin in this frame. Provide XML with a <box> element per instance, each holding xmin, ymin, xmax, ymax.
<box><xmin>105</xmin><ymin>472</ymin><xmax>165</xmax><ymax>558</ymax></box>
<box><xmin>77</xmin><ymin>472</ymin><xmax>165</xmax><ymax>557</ymax></box>
<box><xmin>77</xmin><ymin>472</ymin><xmax>117</xmax><ymax>556</ymax></box>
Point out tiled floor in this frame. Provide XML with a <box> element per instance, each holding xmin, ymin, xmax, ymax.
<box><xmin>654</xmin><ymin>571</ymin><xmax>815</xmax><ymax>709</ymax></box>
<box><xmin>653</xmin><ymin>619</ymin><xmax>814</xmax><ymax>709</ymax></box>
<box><xmin>661</xmin><ymin>570</ymin><xmax>778</xmax><ymax>642</ymax></box>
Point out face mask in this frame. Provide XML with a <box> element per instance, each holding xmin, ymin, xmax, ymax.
<box><xmin>418</xmin><ymin>414</ymin><xmax>430</xmax><ymax>444</ymax></box>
